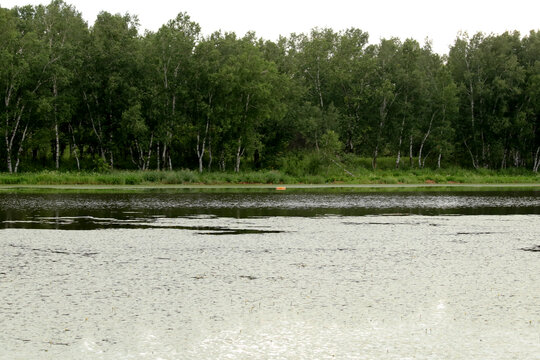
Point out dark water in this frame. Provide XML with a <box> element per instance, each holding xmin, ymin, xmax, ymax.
<box><xmin>1</xmin><ymin>190</ymin><xmax>539</xmax><ymax>230</ymax></box>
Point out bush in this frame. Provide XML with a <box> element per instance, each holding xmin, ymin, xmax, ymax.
<box><xmin>124</xmin><ymin>175</ymin><xmax>139</xmax><ymax>185</ymax></box>
<box><xmin>92</xmin><ymin>156</ymin><xmax>110</xmax><ymax>172</ymax></box>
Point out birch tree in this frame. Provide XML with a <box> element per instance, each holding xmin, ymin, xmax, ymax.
<box><xmin>149</xmin><ymin>13</ymin><xmax>199</xmax><ymax>170</ymax></box>
<box><xmin>34</xmin><ymin>0</ymin><xmax>87</xmax><ymax>169</ymax></box>
<box><xmin>0</xmin><ymin>6</ymin><xmax>47</xmax><ymax>173</ymax></box>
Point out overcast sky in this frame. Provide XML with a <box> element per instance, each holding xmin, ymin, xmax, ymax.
<box><xmin>2</xmin><ymin>0</ymin><xmax>539</xmax><ymax>54</ymax></box>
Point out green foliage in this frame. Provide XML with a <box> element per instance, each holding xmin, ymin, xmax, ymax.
<box><xmin>0</xmin><ymin>2</ymin><xmax>538</xmax><ymax>175</ymax></box>
<box><xmin>320</xmin><ymin>130</ymin><xmax>343</xmax><ymax>156</ymax></box>
<box><xmin>92</xmin><ymin>155</ymin><xmax>110</xmax><ymax>172</ymax></box>
<box><xmin>0</xmin><ymin>166</ymin><xmax>537</xmax><ymax>186</ymax></box>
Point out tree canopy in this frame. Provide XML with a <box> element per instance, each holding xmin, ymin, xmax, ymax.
<box><xmin>1</xmin><ymin>1</ymin><xmax>539</xmax><ymax>173</ymax></box>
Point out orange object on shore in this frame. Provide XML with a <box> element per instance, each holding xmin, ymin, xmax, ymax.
<box><xmin>275</xmin><ymin>186</ymin><xmax>286</xmax><ymax>191</ymax></box>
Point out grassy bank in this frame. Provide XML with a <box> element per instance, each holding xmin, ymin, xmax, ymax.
<box><xmin>0</xmin><ymin>167</ymin><xmax>538</xmax><ymax>186</ymax></box>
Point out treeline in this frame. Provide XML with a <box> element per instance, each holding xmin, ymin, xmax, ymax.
<box><xmin>1</xmin><ymin>1</ymin><xmax>539</xmax><ymax>173</ymax></box>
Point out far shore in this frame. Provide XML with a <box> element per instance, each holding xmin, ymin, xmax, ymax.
<box><xmin>1</xmin><ymin>183</ymin><xmax>539</xmax><ymax>193</ymax></box>
<box><xmin>0</xmin><ymin>168</ymin><xmax>538</xmax><ymax>192</ymax></box>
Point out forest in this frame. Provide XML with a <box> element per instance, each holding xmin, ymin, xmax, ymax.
<box><xmin>1</xmin><ymin>1</ymin><xmax>539</xmax><ymax>175</ymax></box>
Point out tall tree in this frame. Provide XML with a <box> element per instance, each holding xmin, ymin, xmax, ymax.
<box><xmin>147</xmin><ymin>12</ymin><xmax>200</xmax><ymax>170</ymax></box>
<box><xmin>82</xmin><ymin>11</ymin><xmax>140</xmax><ymax>168</ymax></box>
<box><xmin>330</xmin><ymin>28</ymin><xmax>371</xmax><ymax>154</ymax></box>
<box><xmin>371</xmin><ymin>38</ymin><xmax>401</xmax><ymax>169</ymax></box>
<box><xmin>34</xmin><ymin>0</ymin><xmax>87</xmax><ymax>169</ymax></box>
<box><xmin>292</xmin><ymin>28</ymin><xmax>338</xmax><ymax>150</ymax></box>
<box><xmin>0</xmin><ymin>6</ymin><xmax>49</xmax><ymax>173</ymax></box>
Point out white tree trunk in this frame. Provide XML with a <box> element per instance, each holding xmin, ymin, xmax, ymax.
<box><xmin>219</xmin><ymin>151</ymin><xmax>226</xmax><ymax>172</ymax></box>
<box><xmin>418</xmin><ymin>112</ymin><xmax>435</xmax><ymax>168</ymax></box>
<box><xmin>53</xmin><ymin>77</ymin><xmax>60</xmax><ymax>170</ymax></box>
<box><xmin>196</xmin><ymin>119</ymin><xmax>209</xmax><ymax>173</ymax></box>
<box><xmin>83</xmin><ymin>91</ymin><xmax>105</xmax><ymax>161</ymax></box>
<box><xmin>5</xmin><ymin>103</ymin><xmax>26</xmax><ymax>173</ymax></box>
<box><xmin>14</xmin><ymin>123</ymin><xmax>28</xmax><ymax>173</ymax></box>
<box><xmin>501</xmin><ymin>148</ymin><xmax>507</xmax><ymax>169</ymax></box>
<box><xmin>235</xmin><ymin>138</ymin><xmax>244</xmax><ymax>173</ymax></box>
<box><xmin>5</xmin><ymin>130</ymin><xmax>12</xmax><ymax>174</ymax></box>
<box><xmin>207</xmin><ymin>136</ymin><xmax>213</xmax><ymax>171</ymax></box>
<box><xmin>109</xmin><ymin>132</ymin><xmax>114</xmax><ymax>169</ymax></box>
<box><xmin>157</xmin><ymin>142</ymin><xmax>160</xmax><ymax>171</ymax></box>
<box><xmin>55</xmin><ymin>122</ymin><xmax>60</xmax><ymax>169</ymax></box>
<box><xmin>464</xmin><ymin>140</ymin><xmax>479</xmax><ymax>169</ymax></box>
<box><xmin>533</xmin><ymin>147</ymin><xmax>540</xmax><ymax>173</ymax></box>
<box><xmin>68</xmin><ymin>123</ymin><xmax>80</xmax><ymax>171</ymax></box>
<box><xmin>145</xmin><ymin>133</ymin><xmax>154</xmax><ymax>170</ymax></box>
<box><xmin>395</xmin><ymin>116</ymin><xmax>405</xmax><ymax>169</ymax></box>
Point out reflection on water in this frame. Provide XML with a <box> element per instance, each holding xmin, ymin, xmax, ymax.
<box><xmin>2</xmin><ymin>215</ymin><xmax>283</xmax><ymax>234</ymax></box>
<box><xmin>0</xmin><ymin>191</ymin><xmax>539</xmax><ymax>359</ymax></box>
<box><xmin>1</xmin><ymin>190</ymin><xmax>540</xmax><ymax>230</ymax></box>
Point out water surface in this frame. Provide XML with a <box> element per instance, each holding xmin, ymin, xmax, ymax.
<box><xmin>1</xmin><ymin>190</ymin><xmax>539</xmax><ymax>229</ymax></box>
<box><xmin>0</xmin><ymin>190</ymin><xmax>539</xmax><ymax>359</ymax></box>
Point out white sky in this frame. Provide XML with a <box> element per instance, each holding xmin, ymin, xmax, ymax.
<box><xmin>2</xmin><ymin>0</ymin><xmax>539</xmax><ymax>54</ymax></box>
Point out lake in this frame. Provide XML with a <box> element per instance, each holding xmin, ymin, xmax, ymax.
<box><xmin>0</xmin><ymin>189</ymin><xmax>539</xmax><ymax>359</ymax></box>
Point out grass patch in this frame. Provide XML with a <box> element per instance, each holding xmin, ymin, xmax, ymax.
<box><xmin>0</xmin><ymin>162</ymin><xmax>538</xmax><ymax>186</ymax></box>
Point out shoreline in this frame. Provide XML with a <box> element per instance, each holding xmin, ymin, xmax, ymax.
<box><xmin>0</xmin><ymin>169</ymin><xmax>538</xmax><ymax>192</ymax></box>
<box><xmin>1</xmin><ymin>183</ymin><xmax>539</xmax><ymax>192</ymax></box>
